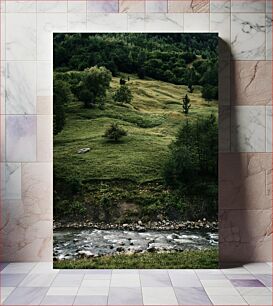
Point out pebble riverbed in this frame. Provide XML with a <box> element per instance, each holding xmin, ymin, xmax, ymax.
<box><xmin>54</xmin><ymin>228</ymin><xmax>218</xmax><ymax>260</ymax></box>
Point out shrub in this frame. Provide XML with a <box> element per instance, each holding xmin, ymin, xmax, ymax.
<box><xmin>113</xmin><ymin>84</ymin><xmax>133</xmax><ymax>104</ymax></box>
<box><xmin>53</xmin><ymin>78</ymin><xmax>72</xmax><ymax>134</ymax></box>
<box><xmin>201</xmin><ymin>84</ymin><xmax>218</xmax><ymax>101</ymax></box>
<box><xmin>164</xmin><ymin>114</ymin><xmax>218</xmax><ymax>187</ymax></box>
<box><xmin>77</xmin><ymin>66</ymin><xmax>112</xmax><ymax>108</ymax></box>
<box><xmin>103</xmin><ymin>123</ymin><xmax>127</xmax><ymax>142</ymax></box>
<box><xmin>182</xmin><ymin>94</ymin><xmax>191</xmax><ymax>115</ymax></box>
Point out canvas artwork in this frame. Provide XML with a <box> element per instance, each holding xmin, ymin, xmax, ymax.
<box><xmin>53</xmin><ymin>33</ymin><xmax>218</xmax><ymax>269</ymax></box>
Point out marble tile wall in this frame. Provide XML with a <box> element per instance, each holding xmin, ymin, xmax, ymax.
<box><xmin>0</xmin><ymin>0</ymin><xmax>272</xmax><ymax>264</ymax></box>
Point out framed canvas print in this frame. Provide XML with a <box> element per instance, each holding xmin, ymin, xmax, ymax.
<box><xmin>53</xmin><ymin>33</ymin><xmax>218</xmax><ymax>269</ymax></box>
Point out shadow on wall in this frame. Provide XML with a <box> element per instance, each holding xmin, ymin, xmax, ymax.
<box><xmin>218</xmin><ymin>38</ymin><xmax>272</xmax><ymax>268</ymax></box>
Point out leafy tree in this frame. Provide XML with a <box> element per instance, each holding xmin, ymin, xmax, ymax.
<box><xmin>164</xmin><ymin>114</ymin><xmax>218</xmax><ymax>187</ymax></box>
<box><xmin>113</xmin><ymin>84</ymin><xmax>133</xmax><ymax>104</ymax></box>
<box><xmin>182</xmin><ymin>94</ymin><xmax>191</xmax><ymax>114</ymax></box>
<box><xmin>103</xmin><ymin>123</ymin><xmax>127</xmax><ymax>142</ymax></box>
<box><xmin>201</xmin><ymin>84</ymin><xmax>218</xmax><ymax>101</ymax></box>
<box><xmin>77</xmin><ymin>66</ymin><xmax>112</xmax><ymax>108</ymax></box>
<box><xmin>53</xmin><ymin>78</ymin><xmax>72</xmax><ymax>134</ymax></box>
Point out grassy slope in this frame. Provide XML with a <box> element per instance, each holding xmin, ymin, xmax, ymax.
<box><xmin>54</xmin><ymin>75</ymin><xmax>218</xmax><ymax>185</ymax></box>
<box><xmin>54</xmin><ymin>249</ymin><xmax>218</xmax><ymax>269</ymax></box>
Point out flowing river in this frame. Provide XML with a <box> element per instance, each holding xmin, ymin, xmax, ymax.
<box><xmin>54</xmin><ymin>229</ymin><xmax>218</xmax><ymax>260</ymax></box>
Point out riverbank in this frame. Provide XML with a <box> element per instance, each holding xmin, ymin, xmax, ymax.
<box><xmin>53</xmin><ymin>227</ymin><xmax>218</xmax><ymax>262</ymax></box>
<box><xmin>54</xmin><ymin>248</ymin><xmax>218</xmax><ymax>269</ymax></box>
<box><xmin>54</xmin><ymin>219</ymin><xmax>218</xmax><ymax>231</ymax></box>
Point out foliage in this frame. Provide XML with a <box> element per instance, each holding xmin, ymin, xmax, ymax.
<box><xmin>162</xmin><ymin>115</ymin><xmax>218</xmax><ymax>219</ymax></box>
<box><xmin>164</xmin><ymin>114</ymin><xmax>218</xmax><ymax>186</ymax></box>
<box><xmin>53</xmin><ymin>77</ymin><xmax>72</xmax><ymax>134</ymax></box>
<box><xmin>76</xmin><ymin>66</ymin><xmax>112</xmax><ymax>108</ymax></box>
<box><xmin>182</xmin><ymin>94</ymin><xmax>191</xmax><ymax>114</ymax></box>
<box><xmin>202</xmin><ymin>84</ymin><xmax>218</xmax><ymax>101</ymax></box>
<box><xmin>113</xmin><ymin>84</ymin><xmax>133</xmax><ymax>104</ymax></box>
<box><xmin>54</xmin><ymin>248</ymin><xmax>218</xmax><ymax>269</ymax></box>
<box><xmin>53</xmin><ymin>33</ymin><xmax>218</xmax><ymax>87</ymax></box>
<box><xmin>54</xmin><ymin>75</ymin><xmax>218</xmax><ymax>222</ymax></box>
<box><xmin>103</xmin><ymin>123</ymin><xmax>127</xmax><ymax>142</ymax></box>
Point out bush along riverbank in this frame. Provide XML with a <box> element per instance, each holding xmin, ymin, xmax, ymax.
<box><xmin>54</xmin><ymin>219</ymin><xmax>218</xmax><ymax>231</ymax></box>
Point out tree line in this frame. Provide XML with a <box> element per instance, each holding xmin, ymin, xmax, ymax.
<box><xmin>54</xmin><ymin>33</ymin><xmax>218</xmax><ymax>95</ymax></box>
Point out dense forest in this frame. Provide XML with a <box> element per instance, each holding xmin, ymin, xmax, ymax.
<box><xmin>54</xmin><ymin>33</ymin><xmax>218</xmax><ymax>98</ymax></box>
<box><xmin>53</xmin><ymin>33</ymin><xmax>218</xmax><ymax>224</ymax></box>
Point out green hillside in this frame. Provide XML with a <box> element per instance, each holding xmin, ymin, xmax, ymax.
<box><xmin>54</xmin><ymin>74</ymin><xmax>217</xmax><ymax>222</ymax></box>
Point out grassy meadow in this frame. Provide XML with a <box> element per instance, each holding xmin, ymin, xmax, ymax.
<box><xmin>54</xmin><ymin>249</ymin><xmax>218</xmax><ymax>269</ymax></box>
<box><xmin>54</xmin><ymin>74</ymin><xmax>218</xmax><ymax>222</ymax></box>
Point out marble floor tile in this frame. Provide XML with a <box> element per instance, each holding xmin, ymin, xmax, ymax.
<box><xmin>68</xmin><ymin>13</ymin><xmax>87</xmax><ymax>31</ymax></box>
<box><xmin>28</xmin><ymin>262</ymin><xmax>55</xmax><ymax>274</ymax></box>
<box><xmin>231</xmin><ymin>106</ymin><xmax>266</xmax><ymax>152</ymax></box>
<box><xmin>112</xmin><ymin>269</ymin><xmax>139</xmax><ymax>275</ymax></box>
<box><xmin>37</xmin><ymin>1</ymin><xmax>68</xmax><ymax>13</ymax></box>
<box><xmin>82</xmin><ymin>279</ymin><xmax>110</xmax><ymax>287</ymax></box>
<box><xmin>142</xmin><ymin>287</ymin><xmax>178</xmax><ymax>305</ymax></box>
<box><xmin>6</xmin><ymin>13</ymin><xmax>36</xmax><ymax>61</ymax></box>
<box><xmin>201</xmin><ymin>280</ymin><xmax>234</xmax><ymax>287</ymax></box>
<box><xmin>19</xmin><ymin>273</ymin><xmax>57</xmax><ymax>287</ymax></box>
<box><xmin>87</xmin><ymin>0</ymin><xmax>118</xmax><ymax>13</ymax></box>
<box><xmin>128</xmin><ymin>13</ymin><xmax>145</xmax><ymax>32</ymax></box>
<box><xmin>1</xmin><ymin>263</ymin><xmax>36</xmax><ymax>274</ymax></box>
<box><xmin>144</xmin><ymin>13</ymin><xmax>183</xmax><ymax>32</ymax></box>
<box><xmin>77</xmin><ymin>286</ymin><xmax>109</xmax><ymax>296</ymax></box>
<box><xmin>0</xmin><ymin>263</ymin><xmax>9</xmax><ymax>271</ymax></box>
<box><xmin>196</xmin><ymin>270</ymin><xmax>227</xmax><ymax>280</ymax></box>
<box><xmin>86</xmin><ymin>13</ymin><xmax>127</xmax><ymax>32</ymax></box>
<box><xmin>108</xmin><ymin>287</ymin><xmax>143</xmax><ymax>305</ymax></box>
<box><xmin>146</xmin><ymin>0</ymin><xmax>167</xmax><ymax>13</ymax></box>
<box><xmin>210</xmin><ymin>0</ymin><xmax>231</xmax><ymax>13</ymax></box>
<box><xmin>208</xmin><ymin>294</ymin><xmax>248</xmax><ymax>305</ymax></box>
<box><xmin>169</xmin><ymin>273</ymin><xmax>202</xmax><ymax>287</ymax></box>
<box><xmin>230</xmin><ymin>279</ymin><xmax>265</xmax><ymax>287</ymax></box>
<box><xmin>68</xmin><ymin>1</ymin><xmax>87</xmax><ymax>13</ymax></box>
<box><xmin>1</xmin><ymin>287</ymin><xmax>15</xmax><ymax>303</ymax></box>
<box><xmin>6</xmin><ymin>61</ymin><xmax>36</xmax><ymax>114</ymax></box>
<box><xmin>140</xmin><ymin>271</ymin><xmax>171</xmax><ymax>287</ymax></box>
<box><xmin>51</xmin><ymin>274</ymin><xmax>84</xmax><ymax>287</ymax></box>
<box><xmin>6</xmin><ymin>1</ymin><xmax>37</xmax><ymax>13</ymax></box>
<box><xmin>3</xmin><ymin>163</ymin><xmax>21</xmax><ymax>199</ymax></box>
<box><xmin>225</xmin><ymin>274</ymin><xmax>256</xmax><ymax>280</ymax></box>
<box><xmin>255</xmin><ymin>274</ymin><xmax>273</xmax><ymax>287</ymax></box>
<box><xmin>243</xmin><ymin>294</ymin><xmax>273</xmax><ymax>305</ymax></box>
<box><xmin>244</xmin><ymin>262</ymin><xmax>272</xmax><ymax>274</ymax></box>
<box><xmin>6</xmin><ymin>115</ymin><xmax>37</xmax><ymax>162</ymax></box>
<box><xmin>266</xmin><ymin>106</ymin><xmax>272</xmax><ymax>152</ymax></box>
<box><xmin>237</xmin><ymin>286</ymin><xmax>272</xmax><ymax>296</ymax></box>
<box><xmin>174</xmin><ymin>287</ymin><xmax>212</xmax><ymax>305</ymax></box>
<box><xmin>110</xmin><ymin>274</ymin><xmax>140</xmax><ymax>287</ymax></box>
<box><xmin>74</xmin><ymin>295</ymin><xmax>108</xmax><ymax>305</ymax></box>
<box><xmin>3</xmin><ymin>287</ymin><xmax>48</xmax><ymax>305</ymax></box>
<box><xmin>231</xmin><ymin>0</ymin><xmax>266</xmax><ymax>13</ymax></box>
<box><xmin>83</xmin><ymin>273</ymin><xmax>111</xmax><ymax>280</ymax></box>
<box><xmin>119</xmin><ymin>0</ymin><xmax>145</xmax><ymax>13</ymax></box>
<box><xmin>231</xmin><ymin>13</ymin><xmax>266</xmax><ymax>60</ymax></box>
<box><xmin>58</xmin><ymin>269</ymin><xmax>87</xmax><ymax>274</ymax></box>
<box><xmin>46</xmin><ymin>287</ymin><xmax>79</xmax><ymax>296</ymax></box>
<box><xmin>85</xmin><ymin>269</ymin><xmax>112</xmax><ymax>275</ymax></box>
<box><xmin>266</xmin><ymin>13</ymin><xmax>272</xmax><ymax>60</ymax></box>
<box><xmin>184</xmin><ymin>13</ymin><xmax>209</xmax><ymax>32</ymax></box>
<box><xmin>204</xmin><ymin>286</ymin><xmax>240</xmax><ymax>296</ymax></box>
<box><xmin>221</xmin><ymin>267</ymin><xmax>252</xmax><ymax>275</ymax></box>
<box><xmin>41</xmin><ymin>295</ymin><xmax>75</xmax><ymax>305</ymax></box>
